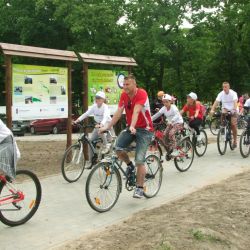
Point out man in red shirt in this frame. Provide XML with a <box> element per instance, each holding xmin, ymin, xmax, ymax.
<box><xmin>99</xmin><ymin>74</ymin><xmax>153</xmax><ymax>198</ymax></box>
<box><xmin>180</xmin><ymin>92</ymin><xmax>203</xmax><ymax>140</ymax></box>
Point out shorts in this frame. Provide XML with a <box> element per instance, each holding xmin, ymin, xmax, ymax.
<box><xmin>115</xmin><ymin>128</ymin><xmax>153</xmax><ymax>165</ymax></box>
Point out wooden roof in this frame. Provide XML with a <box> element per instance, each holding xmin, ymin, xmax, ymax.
<box><xmin>0</xmin><ymin>43</ymin><xmax>78</xmax><ymax>61</ymax></box>
<box><xmin>79</xmin><ymin>53</ymin><xmax>137</xmax><ymax>66</ymax></box>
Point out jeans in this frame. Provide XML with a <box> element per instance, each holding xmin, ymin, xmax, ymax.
<box><xmin>115</xmin><ymin>128</ymin><xmax>153</xmax><ymax>165</ymax></box>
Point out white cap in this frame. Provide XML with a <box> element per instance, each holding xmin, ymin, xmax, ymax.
<box><xmin>187</xmin><ymin>92</ymin><xmax>197</xmax><ymax>100</ymax></box>
<box><xmin>162</xmin><ymin>94</ymin><xmax>172</xmax><ymax>101</ymax></box>
<box><xmin>95</xmin><ymin>91</ymin><xmax>105</xmax><ymax>99</ymax></box>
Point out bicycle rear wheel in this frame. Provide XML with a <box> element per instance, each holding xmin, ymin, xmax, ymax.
<box><xmin>209</xmin><ymin>118</ymin><xmax>220</xmax><ymax>135</ymax></box>
<box><xmin>174</xmin><ymin>138</ymin><xmax>194</xmax><ymax>172</ymax></box>
<box><xmin>194</xmin><ymin>130</ymin><xmax>208</xmax><ymax>157</ymax></box>
<box><xmin>217</xmin><ymin>128</ymin><xmax>227</xmax><ymax>155</ymax></box>
<box><xmin>143</xmin><ymin>154</ymin><xmax>163</xmax><ymax>198</ymax></box>
<box><xmin>85</xmin><ymin>162</ymin><xmax>121</xmax><ymax>213</ymax></box>
<box><xmin>61</xmin><ymin>142</ymin><xmax>85</xmax><ymax>183</ymax></box>
<box><xmin>0</xmin><ymin>170</ymin><xmax>42</xmax><ymax>227</ymax></box>
<box><xmin>240</xmin><ymin>130</ymin><xmax>250</xmax><ymax>158</ymax></box>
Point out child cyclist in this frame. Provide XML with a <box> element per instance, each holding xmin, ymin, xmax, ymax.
<box><xmin>74</xmin><ymin>91</ymin><xmax>113</xmax><ymax>168</ymax></box>
<box><xmin>180</xmin><ymin>92</ymin><xmax>203</xmax><ymax>141</ymax></box>
<box><xmin>152</xmin><ymin>94</ymin><xmax>184</xmax><ymax>157</ymax></box>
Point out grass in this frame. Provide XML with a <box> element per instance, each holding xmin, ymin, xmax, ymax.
<box><xmin>191</xmin><ymin>229</ymin><xmax>229</xmax><ymax>244</ymax></box>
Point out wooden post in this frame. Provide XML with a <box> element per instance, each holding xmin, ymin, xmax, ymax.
<box><xmin>128</xmin><ymin>65</ymin><xmax>132</xmax><ymax>74</ymax></box>
<box><xmin>83</xmin><ymin>63</ymin><xmax>89</xmax><ymax>160</ymax></box>
<box><xmin>5</xmin><ymin>55</ymin><xmax>12</xmax><ymax>129</ymax></box>
<box><xmin>66</xmin><ymin>61</ymin><xmax>72</xmax><ymax>149</ymax></box>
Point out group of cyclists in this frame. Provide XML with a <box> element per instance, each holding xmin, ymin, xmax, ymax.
<box><xmin>0</xmin><ymin>75</ymin><xmax>249</xmax><ymax>201</ymax></box>
<box><xmin>72</xmin><ymin>75</ymin><xmax>250</xmax><ymax>199</ymax></box>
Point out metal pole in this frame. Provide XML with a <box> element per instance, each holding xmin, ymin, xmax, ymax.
<box><xmin>66</xmin><ymin>61</ymin><xmax>72</xmax><ymax>149</ymax></box>
<box><xmin>5</xmin><ymin>55</ymin><xmax>12</xmax><ymax>129</ymax></box>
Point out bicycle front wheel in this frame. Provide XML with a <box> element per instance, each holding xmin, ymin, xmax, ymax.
<box><xmin>0</xmin><ymin>170</ymin><xmax>42</xmax><ymax>227</ymax></box>
<box><xmin>240</xmin><ymin>130</ymin><xmax>250</xmax><ymax>158</ymax></box>
<box><xmin>85</xmin><ymin>162</ymin><xmax>121</xmax><ymax>213</ymax></box>
<box><xmin>217</xmin><ymin>128</ymin><xmax>227</xmax><ymax>155</ymax></box>
<box><xmin>143</xmin><ymin>154</ymin><xmax>163</xmax><ymax>198</ymax></box>
<box><xmin>174</xmin><ymin>138</ymin><xmax>194</xmax><ymax>172</ymax></box>
<box><xmin>194</xmin><ymin>130</ymin><xmax>208</xmax><ymax>157</ymax></box>
<box><xmin>61</xmin><ymin>142</ymin><xmax>85</xmax><ymax>183</ymax></box>
<box><xmin>209</xmin><ymin>118</ymin><xmax>220</xmax><ymax>135</ymax></box>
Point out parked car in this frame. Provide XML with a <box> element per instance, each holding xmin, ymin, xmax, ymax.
<box><xmin>30</xmin><ymin>116</ymin><xmax>79</xmax><ymax>135</ymax></box>
<box><xmin>0</xmin><ymin>113</ymin><xmax>27</xmax><ymax>136</ymax></box>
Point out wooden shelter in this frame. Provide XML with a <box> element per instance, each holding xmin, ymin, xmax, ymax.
<box><xmin>0</xmin><ymin>42</ymin><xmax>78</xmax><ymax>149</ymax></box>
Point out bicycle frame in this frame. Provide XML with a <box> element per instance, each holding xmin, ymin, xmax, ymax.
<box><xmin>220</xmin><ymin>113</ymin><xmax>232</xmax><ymax>142</ymax></box>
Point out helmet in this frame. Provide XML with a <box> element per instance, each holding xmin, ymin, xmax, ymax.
<box><xmin>157</xmin><ymin>91</ymin><xmax>164</xmax><ymax>97</ymax></box>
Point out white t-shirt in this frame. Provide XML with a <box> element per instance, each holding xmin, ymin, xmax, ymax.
<box><xmin>244</xmin><ymin>98</ymin><xmax>250</xmax><ymax>108</ymax></box>
<box><xmin>0</xmin><ymin>119</ymin><xmax>12</xmax><ymax>143</ymax></box>
<box><xmin>78</xmin><ymin>103</ymin><xmax>112</xmax><ymax>125</ymax></box>
<box><xmin>216</xmin><ymin>89</ymin><xmax>238</xmax><ymax>111</ymax></box>
<box><xmin>152</xmin><ymin>104</ymin><xmax>183</xmax><ymax>124</ymax></box>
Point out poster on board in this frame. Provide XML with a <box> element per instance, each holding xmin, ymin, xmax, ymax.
<box><xmin>12</xmin><ymin>64</ymin><xmax>68</xmax><ymax>120</ymax></box>
<box><xmin>88</xmin><ymin>69</ymin><xmax>128</xmax><ymax>114</ymax></box>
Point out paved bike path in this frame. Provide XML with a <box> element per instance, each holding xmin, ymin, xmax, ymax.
<box><xmin>0</xmin><ymin>143</ymin><xmax>249</xmax><ymax>250</ymax></box>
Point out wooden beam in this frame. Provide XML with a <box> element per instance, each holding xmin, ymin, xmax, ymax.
<box><xmin>83</xmin><ymin>63</ymin><xmax>89</xmax><ymax>160</ymax></box>
<box><xmin>66</xmin><ymin>61</ymin><xmax>72</xmax><ymax>150</ymax></box>
<box><xmin>5</xmin><ymin>55</ymin><xmax>12</xmax><ymax>129</ymax></box>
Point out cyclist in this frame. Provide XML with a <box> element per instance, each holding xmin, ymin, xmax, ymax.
<box><xmin>210</xmin><ymin>82</ymin><xmax>238</xmax><ymax>148</ymax></box>
<box><xmin>74</xmin><ymin>91</ymin><xmax>113</xmax><ymax>168</ymax></box>
<box><xmin>99</xmin><ymin>74</ymin><xmax>153</xmax><ymax>199</ymax></box>
<box><xmin>152</xmin><ymin>94</ymin><xmax>183</xmax><ymax>157</ymax></box>
<box><xmin>0</xmin><ymin>118</ymin><xmax>20</xmax><ymax>179</ymax></box>
<box><xmin>180</xmin><ymin>92</ymin><xmax>204</xmax><ymax>141</ymax></box>
<box><xmin>151</xmin><ymin>91</ymin><xmax>164</xmax><ymax>123</ymax></box>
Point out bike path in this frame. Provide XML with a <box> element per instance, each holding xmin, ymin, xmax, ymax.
<box><xmin>0</xmin><ymin>143</ymin><xmax>249</xmax><ymax>250</ymax></box>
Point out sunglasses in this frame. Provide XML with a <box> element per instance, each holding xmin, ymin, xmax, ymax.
<box><xmin>127</xmin><ymin>100</ymin><xmax>132</xmax><ymax>110</ymax></box>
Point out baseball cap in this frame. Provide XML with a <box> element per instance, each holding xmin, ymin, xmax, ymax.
<box><xmin>162</xmin><ymin>94</ymin><xmax>172</xmax><ymax>101</ymax></box>
<box><xmin>95</xmin><ymin>91</ymin><xmax>106</xmax><ymax>99</ymax></box>
<box><xmin>157</xmin><ymin>91</ymin><xmax>164</xmax><ymax>97</ymax></box>
<box><xmin>187</xmin><ymin>92</ymin><xmax>197</xmax><ymax>100</ymax></box>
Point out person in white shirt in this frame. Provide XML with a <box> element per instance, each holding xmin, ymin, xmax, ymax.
<box><xmin>152</xmin><ymin>94</ymin><xmax>183</xmax><ymax>157</ymax></box>
<box><xmin>0</xmin><ymin>119</ymin><xmax>20</xmax><ymax>178</ymax></box>
<box><xmin>74</xmin><ymin>91</ymin><xmax>113</xmax><ymax>168</ymax></box>
<box><xmin>210</xmin><ymin>82</ymin><xmax>238</xmax><ymax>148</ymax></box>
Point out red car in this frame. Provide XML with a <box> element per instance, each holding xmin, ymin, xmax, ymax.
<box><xmin>30</xmin><ymin>116</ymin><xmax>78</xmax><ymax>134</ymax></box>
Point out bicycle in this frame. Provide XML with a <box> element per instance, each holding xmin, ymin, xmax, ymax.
<box><xmin>217</xmin><ymin>112</ymin><xmax>235</xmax><ymax>155</ymax></box>
<box><xmin>183</xmin><ymin>121</ymin><xmax>208</xmax><ymax>157</ymax></box>
<box><xmin>61</xmin><ymin>124</ymin><xmax>110</xmax><ymax>183</ymax></box>
<box><xmin>239</xmin><ymin>113</ymin><xmax>250</xmax><ymax>158</ymax></box>
<box><xmin>0</xmin><ymin>169</ymin><xmax>42</xmax><ymax>226</ymax></box>
<box><xmin>85</xmin><ymin>131</ymin><xmax>163</xmax><ymax>212</ymax></box>
<box><xmin>151</xmin><ymin>122</ymin><xmax>194</xmax><ymax>172</ymax></box>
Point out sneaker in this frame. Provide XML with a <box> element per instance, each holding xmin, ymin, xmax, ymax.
<box><xmin>171</xmin><ymin>150</ymin><xmax>179</xmax><ymax>157</ymax></box>
<box><xmin>123</xmin><ymin>163</ymin><xmax>135</xmax><ymax>179</ymax></box>
<box><xmin>101</xmin><ymin>143</ymin><xmax>111</xmax><ymax>154</ymax></box>
<box><xmin>84</xmin><ymin>161</ymin><xmax>92</xmax><ymax>169</ymax></box>
<box><xmin>133</xmin><ymin>187</ymin><xmax>144</xmax><ymax>199</ymax></box>
<box><xmin>232</xmin><ymin>143</ymin><xmax>237</xmax><ymax>149</ymax></box>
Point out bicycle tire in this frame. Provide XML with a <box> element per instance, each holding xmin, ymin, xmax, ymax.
<box><xmin>143</xmin><ymin>154</ymin><xmax>163</xmax><ymax>198</ymax></box>
<box><xmin>209</xmin><ymin>117</ymin><xmax>220</xmax><ymax>136</ymax></box>
<box><xmin>194</xmin><ymin>130</ymin><xmax>208</xmax><ymax>157</ymax></box>
<box><xmin>217</xmin><ymin>128</ymin><xmax>227</xmax><ymax>155</ymax></box>
<box><xmin>61</xmin><ymin>143</ymin><xmax>85</xmax><ymax>183</ymax></box>
<box><xmin>0</xmin><ymin>170</ymin><xmax>42</xmax><ymax>227</ymax></box>
<box><xmin>174</xmin><ymin>137</ymin><xmax>194</xmax><ymax>172</ymax></box>
<box><xmin>85</xmin><ymin>162</ymin><xmax>122</xmax><ymax>213</ymax></box>
<box><xmin>240</xmin><ymin>130</ymin><xmax>250</xmax><ymax>158</ymax></box>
